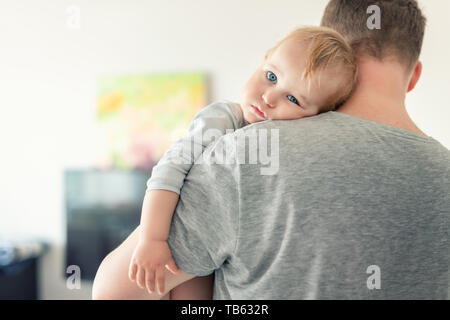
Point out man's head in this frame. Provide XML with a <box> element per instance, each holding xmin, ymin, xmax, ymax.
<box><xmin>320</xmin><ymin>0</ymin><xmax>426</xmax><ymax>72</ymax></box>
<box><xmin>240</xmin><ymin>26</ymin><xmax>357</xmax><ymax>124</ymax></box>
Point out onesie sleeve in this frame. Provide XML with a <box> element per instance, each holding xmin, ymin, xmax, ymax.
<box><xmin>146</xmin><ymin>100</ymin><xmax>246</xmax><ymax>194</ymax></box>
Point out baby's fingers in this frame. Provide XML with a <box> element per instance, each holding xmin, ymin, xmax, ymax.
<box><xmin>136</xmin><ymin>267</ymin><xmax>146</xmax><ymax>289</ymax></box>
<box><xmin>155</xmin><ymin>267</ymin><xmax>166</xmax><ymax>296</ymax></box>
<box><xmin>165</xmin><ymin>259</ymin><xmax>181</xmax><ymax>275</ymax></box>
<box><xmin>145</xmin><ymin>268</ymin><xmax>155</xmax><ymax>294</ymax></box>
<box><xmin>128</xmin><ymin>262</ymin><xmax>137</xmax><ymax>282</ymax></box>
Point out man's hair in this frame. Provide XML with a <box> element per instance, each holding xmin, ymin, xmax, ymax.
<box><xmin>320</xmin><ymin>0</ymin><xmax>426</xmax><ymax>70</ymax></box>
<box><xmin>264</xmin><ymin>26</ymin><xmax>358</xmax><ymax>112</ymax></box>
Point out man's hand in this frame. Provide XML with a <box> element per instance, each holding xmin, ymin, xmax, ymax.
<box><xmin>128</xmin><ymin>239</ymin><xmax>181</xmax><ymax>295</ymax></box>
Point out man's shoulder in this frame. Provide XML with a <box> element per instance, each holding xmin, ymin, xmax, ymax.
<box><xmin>239</xmin><ymin>112</ymin><xmax>338</xmax><ymax>131</ymax></box>
<box><xmin>227</xmin><ymin>112</ymin><xmax>449</xmax><ymax>162</ymax></box>
<box><xmin>232</xmin><ymin>112</ymin><xmax>341</xmax><ymax>144</ymax></box>
<box><xmin>239</xmin><ymin>111</ymin><xmax>446</xmax><ymax>145</ymax></box>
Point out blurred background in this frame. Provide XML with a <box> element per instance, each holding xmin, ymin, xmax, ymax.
<box><xmin>0</xmin><ymin>0</ymin><xmax>448</xmax><ymax>300</ymax></box>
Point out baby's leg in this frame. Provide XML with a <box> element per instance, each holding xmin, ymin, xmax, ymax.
<box><xmin>169</xmin><ymin>274</ymin><xmax>214</xmax><ymax>300</ymax></box>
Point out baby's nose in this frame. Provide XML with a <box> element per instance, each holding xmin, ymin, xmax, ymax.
<box><xmin>262</xmin><ymin>93</ymin><xmax>276</xmax><ymax>108</ymax></box>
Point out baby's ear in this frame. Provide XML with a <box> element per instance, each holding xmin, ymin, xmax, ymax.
<box><xmin>407</xmin><ymin>61</ymin><xmax>422</xmax><ymax>93</ymax></box>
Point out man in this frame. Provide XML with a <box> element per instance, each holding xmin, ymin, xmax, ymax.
<box><xmin>92</xmin><ymin>0</ymin><xmax>449</xmax><ymax>299</ymax></box>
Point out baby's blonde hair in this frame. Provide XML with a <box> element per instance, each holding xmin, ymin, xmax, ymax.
<box><xmin>264</xmin><ymin>26</ymin><xmax>357</xmax><ymax>112</ymax></box>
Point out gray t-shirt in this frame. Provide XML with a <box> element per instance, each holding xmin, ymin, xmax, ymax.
<box><xmin>167</xmin><ymin>104</ymin><xmax>450</xmax><ymax>299</ymax></box>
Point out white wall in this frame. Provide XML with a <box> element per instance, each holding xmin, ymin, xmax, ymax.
<box><xmin>0</xmin><ymin>0</ymin><xmax>448</xmax><ymax>299</ymax></box>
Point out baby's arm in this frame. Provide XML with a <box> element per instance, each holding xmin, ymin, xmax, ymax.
<box><xmin>129</xmin><ymin>101</ymin><xmax>245</xmax><ymax>296</ymax></box>
<box><xmin>128</xmin><ymin>189</ymin><xmax>181</xmax><ymax>296</ymax></box>
<box><xmin>146</xmin><ymin>101</ymin><xmax>247</xmax><ymax>194</ymax></box>
<box><xmin>140</xmin><ymin>189</ymin><xmax>178</xmax><ymax>243</ymax></box>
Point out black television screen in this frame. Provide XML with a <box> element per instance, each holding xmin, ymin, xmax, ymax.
<box><xmin>64</xmin><ymin>169</ymin><xmax>150</xmax><ymax>280</ymax></box>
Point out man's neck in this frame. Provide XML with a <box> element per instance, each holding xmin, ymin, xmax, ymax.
<box><xmin>336</xmin><ymin>58</ymin><xmax>428</xmax><ymax>137</ymax></box>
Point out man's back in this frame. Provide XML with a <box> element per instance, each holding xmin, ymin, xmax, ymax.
<box><xmin>168</xmin><ymin>110</ymin><xmax>450</xmax><ymax>299</ymax></box>
<box><xmin>92</xmin><ymin>0</ymin><xmax>448</xmax><ymax>301</ymax></box>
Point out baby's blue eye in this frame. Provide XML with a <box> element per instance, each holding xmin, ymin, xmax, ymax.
<box><xmin>266</xmin><ymin>71</ymin><xmax>277</xmax><ymax>83</ymax></box>
<box><xmin>288</xmin><ymin>95</ymin><xmax>299</xmax><ymax>105</ymax></box>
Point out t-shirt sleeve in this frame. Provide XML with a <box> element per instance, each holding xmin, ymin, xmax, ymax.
<box><xmin>166</xmin><ymin>132</ymin><xmax>241</xmax><ymax>276</ymax></box>
<box><xmin>146</xmin><ymin>100</ymin><xmax>246</xmax><ymax>195</ymax></box>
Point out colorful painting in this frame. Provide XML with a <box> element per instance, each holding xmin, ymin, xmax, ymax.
<box><xmin>95</xmin><ymin>73</ymin><xmax>207</xmax><ymax>171</ymax></box>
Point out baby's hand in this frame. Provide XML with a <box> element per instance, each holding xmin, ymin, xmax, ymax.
<box><xmin>128</xmin><ymin>239</ymin><xmax>181</xmax><ymax>295</ymax></box>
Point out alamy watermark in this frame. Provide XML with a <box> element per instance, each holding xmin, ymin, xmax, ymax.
<box><xmin>169</xmin><ymin>128</ymin><xmax>280</xmax><ymax>176</ymax></box>
<box><xmin>367</xmin><ymin>5</ymin><xmax>381</xmax><ymax>30</ymax></box>
<box><xmin>366</xmin><ymin>265</ymin><xmax>381</xmax><ymax>290</ymax></box>
<box><xmin>66</xmin><ymin>5</ymin><xmax>81</xmax><ymax>30</ymax></box>
<box><xmin>66</xmin><ymin>265</ymin><xmax>81</xmax><ymax>290</ymax></box>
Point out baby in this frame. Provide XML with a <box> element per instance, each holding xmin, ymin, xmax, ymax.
<box><xmin>128</xmin><ymin>26</ymin><xmax>357</xmax><ymax>299</ymax></box>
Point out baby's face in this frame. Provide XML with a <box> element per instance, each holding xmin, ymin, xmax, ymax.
<box><xmin>240</xmin><ymin>38</ymin><xmax>341</xmax><ymax>124</ymax></box>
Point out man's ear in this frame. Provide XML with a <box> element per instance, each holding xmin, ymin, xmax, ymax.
<box><xmin>407</xmin><ymin>61</ymin><xmax>422</xmax><ymax>93</ymax></box>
